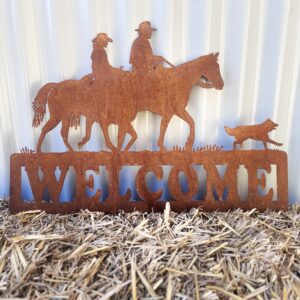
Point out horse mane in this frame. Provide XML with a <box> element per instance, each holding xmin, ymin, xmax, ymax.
<box><xmin>173</xmin><ymin>53</ymin><xmax>219</xmax><ymax>74</ymax></box>
<box><xmin>163</xmin><ymin>53</ymin><xmax>218</xmax><ymax>88</ymax></box>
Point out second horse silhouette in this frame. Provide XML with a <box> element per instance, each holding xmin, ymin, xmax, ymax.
<box><xmin>32</xmin><ymin>21</ymin><xmax>224</xmax><ymax>153</ymax></box>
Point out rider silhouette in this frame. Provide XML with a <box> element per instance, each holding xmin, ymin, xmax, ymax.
<box><xmin>129</xmin><ymin>21</ymin><xmax>164</xmax><ymax>73</ymax></box>
<box><xmin>81</xmin><ymin>33</ymin><xmax>123</xmax><ymax>86</ymax></box>
<box><xmin>91</xmin><ymin>33</ymin><xmax>113</xmax><ymax>82</ymax></box>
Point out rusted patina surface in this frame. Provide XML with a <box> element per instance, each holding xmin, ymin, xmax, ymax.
<box><xmin>31</xmin><ymin>22</ymin><xmax>223</xmax><ymax>153</ymax></box>
<box><xmin>10</xmin><ymin>21</ymin><xmax>288</xmax><ymax>213</ymax></box>
<box><xmin>10</xmin><ymin>150</ymin><xmax>288</xmax><ymax>213</ymax></box>
<box><xmin>225</xmin><ymin>119</ymin><xmax>283</xmax><ymax>150</ymax></box>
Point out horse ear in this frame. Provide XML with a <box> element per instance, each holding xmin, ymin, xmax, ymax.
<box><xmin>214</xmin><ymin>52</ymin><xmax>219</xmax><ymax>58</ymax></box>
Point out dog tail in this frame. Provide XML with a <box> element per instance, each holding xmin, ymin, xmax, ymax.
<box><xmin>270</xmin><ymin>140</ymin><xmax>283</xmax><ymax>147</ymax></box>
<box><xmin>224</xmin><ymin>126</ymin><xmax>235</xmax><ymax>136</ymax></box>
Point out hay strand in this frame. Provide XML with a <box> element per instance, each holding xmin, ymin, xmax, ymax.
<box><xmin>0</xmin><ymin>200</ymin><xmax>299</xmax><ymax>299</ymax></box>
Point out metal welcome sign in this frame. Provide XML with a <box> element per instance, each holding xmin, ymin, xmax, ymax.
<box><xmin>10</xmin><ymin>22</ymin><xmax>288</xmax><ymax>213</ymax></box>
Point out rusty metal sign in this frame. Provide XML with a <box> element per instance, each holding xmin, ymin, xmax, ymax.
<box><xmin>10</xmin><ymin>21</ymin><xmax>288</xmax><ymax>213</ymax></box>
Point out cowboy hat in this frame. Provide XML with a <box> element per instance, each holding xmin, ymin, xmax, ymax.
<box><xmin>135</xmin><ymin>21</ymin><xmax>157</xmax><ymax>32</ymax></box>
<box><xmin>92</xmin><ymin>33</ymin><xmax>113</xmax><ymax>43</ymax></box>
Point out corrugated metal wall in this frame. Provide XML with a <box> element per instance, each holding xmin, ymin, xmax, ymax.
<box><xmin>0</xmin><ymin>0</ymin><xmax>299</xmax><ymax>203</ymax></box>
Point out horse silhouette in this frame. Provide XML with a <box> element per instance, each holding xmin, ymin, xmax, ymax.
<box><xmin>32</xmin><ymin>53</ymin><xmax>223</xmax><ymax>152</ymax></box>
<box><xmin>32</xmin><ymin>77</ymin><xmax>126</xmax><ymax>152</ymax></box>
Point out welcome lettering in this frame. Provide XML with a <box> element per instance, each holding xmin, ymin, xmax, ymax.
<box><xmin>10</xmin><ymin>150</ymin><xmax>288</xmax><ymax>213</ymax></box>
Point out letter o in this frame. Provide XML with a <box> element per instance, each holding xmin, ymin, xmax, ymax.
<box><xmin>168</xmin><ymin>165</ymin><xmax>198</xmax><ymax>202</ymax></box>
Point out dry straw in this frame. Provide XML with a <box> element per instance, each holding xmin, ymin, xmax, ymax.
<box><xmin>0</xmin><ymin>200</ymin><xmax>299</xmax><ymax>299</ymax></box>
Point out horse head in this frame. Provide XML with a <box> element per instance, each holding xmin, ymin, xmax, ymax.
<box><xmin>200</xmin><ymin>53</ymin><xmax>224</xmax><ymax>90</ymax></box>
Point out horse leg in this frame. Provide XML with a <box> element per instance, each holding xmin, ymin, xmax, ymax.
<box><xmin>157</xmin><ymin>114</ymin><xmax>172</xmax><ymax>151</ymax></box>
<box><xmin>117</xmin><ymin>127</ymin><xmax>126</xmax><ymax>151</ymax></box>
<box><xmin>36</xmin><ymin>117</ymin><xmax>60</xmax><ymax>153</ymax></box>
<box><xmin>78</xmin><ymin>118</ymin><xmax>94</xmax><ymax>149</ymax></box>
<box><xmin>176</xmin><ymin>109</ymin><xmax>195</xmax><ymax>150</ymax></box>
<box><xmin>233</xmin><ymin>141</ymin><xmax>237</xmax><ymax>150</ymax></box>
<box><xmin>61</xmin><ymin>119</ymin><xmax>74</xmax><ymax>152</ymax></box>
<box><xmin>99</xmin><ymin>121</ymin><xmax>117</xmax><ymax>151</ymax></box>
<box><xmin>124</xmin><ymin>123</ymin><xmax>137</xmax><ymax>151</ymax></box>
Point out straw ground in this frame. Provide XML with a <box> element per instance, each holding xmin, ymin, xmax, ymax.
<box><xmin>0</xmin><ymin>200</ymin><xmax>299</xmax><ymax>299</ymax></box>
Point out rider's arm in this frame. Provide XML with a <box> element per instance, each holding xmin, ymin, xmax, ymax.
<box><xmin>152</xmin><ymin>55</ymin><xmax>164</xmax><ymax>68</ymax></box>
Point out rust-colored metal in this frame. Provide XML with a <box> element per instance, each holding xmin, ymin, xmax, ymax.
<box><xmin>10</xmin><ymin>149</ymin><xmax>288</xmax><ymax>213</ymax></box>
<box><xmin>10</xmin><ymin>21</ymin><xmax>288</xmax><ymax>213</ymax></box>
<box><xmin>31</xmin><ymin>21</ymin><xmax>223</xmax><ymax>152</ymax></box>
<box><xmin>224</xmin><ymin>119</ymin><xmax>283</xmax><ymax>150</ymax></box>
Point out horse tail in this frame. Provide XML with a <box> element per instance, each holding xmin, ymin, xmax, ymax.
<box><xmin>32</xmin><ymin>83</ymin><xmax>56</xmax><ymax>127</ymax></box>
<box><xmin>224</xmin><ymin>126</ymin><xmax>235</xmax><ymax>136</ymax></box>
